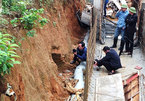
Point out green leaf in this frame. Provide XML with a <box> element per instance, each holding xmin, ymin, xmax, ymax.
<box><xmin>2</xmin><ymin>34</ymin><xmax>12</xmax><ymax>37</ymax></box>
<box><xmin>26</xmin><ymin>30</ymin><xmax>36</xmax><ymax>37</ymax></box>
<box><xmin>9</xmin><ymin>47</ymin><xmax>17</xmax><ymax>50</ymax></box>
<box><xmin>10</xmin><ymin>54</ymin><xmax>20</xmax><ymax>58</ymax></box>
<box><xmin>2</xmin><ymin>38</ymin><xmax>11</xmax><ymax>41</ymax></box>
<box><xmin>39</xmin><ymin>18</ymin><xmax>48</xmax><ymax>26</ymax></box>
<box><xmin>0</xmin><ymin>32</ymin><xmax>20</xmax><ymax>76</ymax></box>
<box><xmin>8</xmin><ymin>51</ymin><xmax>17</xmax><ymax>54</ymax></box>
<box><xmin>38</xmin><ymin>8</ymin><xmax>44</xmax><ymax>13</ymax></box>
<box><xmin>0</xmin><ymin>44</ymin><xmax>7</xmax><ymax>49</ymax></box>
<box><xmin>9</xmin><ymin>58</ymin><xmax>15</xmax><ymax>62</ymax></box>
<box><xmin>18</xmin><ymin>42</ymin><xmax>22</xmax><ymax>46</ymax></box>
<box><xmin>0</xmin><ymin>51</ymin><xmax>7</xmax><ymax>56</ymax></box>
<box><xmin>0</xmin><ymin>41</ymin><xmax>6</xmax><ymax>45</ymax></box>
<box><xmin>2</xmin><ymin>64</ymin><xmax>7</xmax><ymax>72</ymax></box>
<box><xmin>11</xmin><ymin>18</ymin><xmax>18</xmax><ymax>27</ymax></box>
<box><xmin>13</xmin><ymin>61</ymin><xmax>21</xmax><ymax>64</ymax></box>
<box><xmin>10</xmin><ymin>44</ymin><xmax>19</xmax><ymax>47</ymax></box>
<box><xmin>7</xmin><ymin>63</ymin><xmax>14</xmax><ymax>68</ymax></box>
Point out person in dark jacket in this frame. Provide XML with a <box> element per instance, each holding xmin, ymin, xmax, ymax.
<box><xmin>94</xmin><ymin>46</ymin><xmax>122</xmax><ymax>75</ymax></box>
<box><xmin>119</xmin><ymin>7</ymin><xmax>137</xmax><ymax>56</ymax></box>
<box><xmin>70</xmin><ymin>42</ymin><xmax>87</xmax><ymax>64</ymax></box>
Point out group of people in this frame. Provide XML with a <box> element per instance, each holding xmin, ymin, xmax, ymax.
<box><xmin>70</xmin><ymin>4</ymin><xmax>138</xmax><ymax>75</ymax></box>
<box><xmin>70</xmin><ymin>42</ymin><xmax>121</xmax><ymax>75</ymax></box>
<box><xmin>110</xmin><ymin>4</ymin><xmax>137</xmax><ymax>56</ymax></box>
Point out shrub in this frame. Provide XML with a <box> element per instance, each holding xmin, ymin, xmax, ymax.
<box><xmin>2</xmin><ymin>1</ymin><xmax>48</xmax><ymax>37</ymax></box>
<box><xmin>0</xmin><ymin>32</ymin><xmax>20</xmax><ymax>76</ymax></box>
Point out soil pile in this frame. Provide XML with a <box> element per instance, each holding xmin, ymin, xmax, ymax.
<box><xmin>0</xmin><ymin>0</ymin><xmax>86</xmax><ymax>101</ymax></box>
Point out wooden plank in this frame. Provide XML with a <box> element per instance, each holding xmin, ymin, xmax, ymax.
<box><xmin>125</xmin><ymin>73</ymin><xmax>138</xmax><ymax>85</ymax></box>
<box><xmin>95</xmin><ymin>74</ymin><xmax>125</xmax><ymax>101</ymax></box>
<box><xmin>133</xmin><ymin>93</ymin><xmax>139</xmax><ymax>101</ymax></box>
<box><xmin>124</xmin><ymin>78</ymin><xmax>139</xmax><ymax>93</ymax></box>
<box><xmin>125</xmin><ymin>86</ymin><xmax>139</xmax><ymax>100</ymax></box>
<box><xmin>124</xmin><ymin>76</ymin><xmax>139</xmax><ymax>101</ymax></box>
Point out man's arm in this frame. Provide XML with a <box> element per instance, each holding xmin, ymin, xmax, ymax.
<box><xmin>76</xmin><ymin>49</ymin><xmax>87</xmax><ymax>61</ymax></box>
<box><xmin>97</xmin><ymin>53</ymin><xmax>111</xmax><ymax>66</ymax></box>
<box><xmin>115</xmin><ymin>10</ymin><xmax>121</xmax><ymax>18</ymax></box>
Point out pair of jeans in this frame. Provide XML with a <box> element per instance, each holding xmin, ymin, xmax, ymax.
<box><xmin>114</xmin><ymin>27</ymin><xmax>125</xmax><ymax>41</ymax></box>
<box><xmin>104</xmin><ymin>0</ymin><xmax>109</xmax><ymax>16</ymax></box>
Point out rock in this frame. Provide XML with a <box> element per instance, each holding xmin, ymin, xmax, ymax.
<box><xmin>59</xmin><ymin>73</ymin><xmax>63</xmax><ymax>76</ymax></box>
<box><xmin>63</xmin><ymin>70</ymin><xmax>71</xmax><ymax>73</ymax></box>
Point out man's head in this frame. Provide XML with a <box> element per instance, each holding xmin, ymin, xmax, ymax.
<box><xmin>103</xmin><ymin>46</ymin><xmax>110</xmax><ymax>53</ymax></box>
<box><xmin>129</xmin><ymin>7</ymin><xmax>136</xmax><ymax>15</ymax></box>
<box><xmin>121</xmin><ymin>4</ymin><xmax>128</xmax><ymax>12</ymax></box>
<box><xmin>78</xmin><ymin>42</ymin><xmax>85</xmax><ymax>50</ymax></box>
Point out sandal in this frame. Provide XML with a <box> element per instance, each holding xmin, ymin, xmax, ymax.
<box><xmin>108</xmin><ymin>70</ymin><xmax>115</xmax><ymax>75</ymax></box>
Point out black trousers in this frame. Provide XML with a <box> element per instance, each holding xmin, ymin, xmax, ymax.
<box><xmin>73</xmin><ymin>55</ymin><xmax>83</xmax><ymax>63</ymax></box>
<box><xmin>119</xmin><ymin>32</ymin><xmax>134</xmax><ymax>56</ymax></box>
<box><xmin>97</xmin><ymin>60</ymin><xmax>117</xmax><ymax>72</ymax></box>
<box><xmin>125</xmin><ymin>35</ymin><xmax>134</xmax><ymax>54</ymax></box>
<box><xmin>73</xmin><ymin>55</ymin><xmax>79</xmax><ymax>62</ymax></box>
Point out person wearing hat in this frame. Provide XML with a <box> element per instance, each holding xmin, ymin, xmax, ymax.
<box><xmin>110</xmin><ymin>4</ymin><xmax>129</xmax><ymax>50</ymax></box>
<box><xmin>119</xmin><ymin>7</ymin><xmax>137</xmax><ymax>56</ymax></box>
<box><xmin>94</xmin><ymin>46</ymin><xmax>122</xmax><ymax>75</ymax></box>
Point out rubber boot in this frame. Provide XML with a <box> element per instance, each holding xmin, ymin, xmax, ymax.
<box><xmin>110</xmin><ymin>38</ymin><xmax>118</xmax><ymax>48</ymax></box>
<box><xmin>119</xmin><ymin>40</ymin><xmax>124</xmax><ymax>56</ymax></box>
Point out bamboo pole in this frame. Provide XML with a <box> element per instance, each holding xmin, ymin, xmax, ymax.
<box><xmin>99</xmin><ymin>0</ymin><xmax>104</xmax><ymax>41</ymax></box>
<box><xmin>84</xmin><ymin>12</ymin><xmax>97</xmax><ymax>101</ymax></box>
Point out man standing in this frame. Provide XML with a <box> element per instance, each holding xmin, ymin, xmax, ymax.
<box><xmin>94</xmin><ymin>46</ymin><xmax>122</xmax><ymax>75</ymax></box>
<box><xmin>119</xmin><ymin>7</ymin><xmax>137</xmax><ymax>56</ymax></box>
<box><xmin>111</xmin><ymin>4</ymin><xmax>129</xmax><ymax>50</ymax></box>
<box><xmin>70</xmin><ymin>42</ymin><xmax>87</xmax><ymax>64</ymax></box>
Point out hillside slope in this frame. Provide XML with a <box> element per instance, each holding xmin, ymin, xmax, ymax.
<box><xmin>0</xmin><ymin>0</ymin><xmax>86</xmax><ymax>101</ymax></box>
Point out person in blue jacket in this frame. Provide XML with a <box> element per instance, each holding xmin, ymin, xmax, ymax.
<box><xmin>70</xmin><ymin>41</ymin><xmax>87</xmax><ymax>64</ymax></box>
<box><xmin>104</xmin><ymin>0</ymin><xmax>109</xmax><ymax>17</ymax></box>
<box><xmin>94</xmin><ymin>46</ymin><xmax>122</xmax><ymax>75</ymax></box>
<box><xmin>111</xmin><ymin>4</ymin><xmax>129</xmax><ymax>50</ymax></box>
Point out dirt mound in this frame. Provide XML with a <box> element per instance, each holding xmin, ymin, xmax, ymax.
<box><xmin>0</xmin><ymin>0</ymin><xmax>86</xmax><ymax>101</ymax></box>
